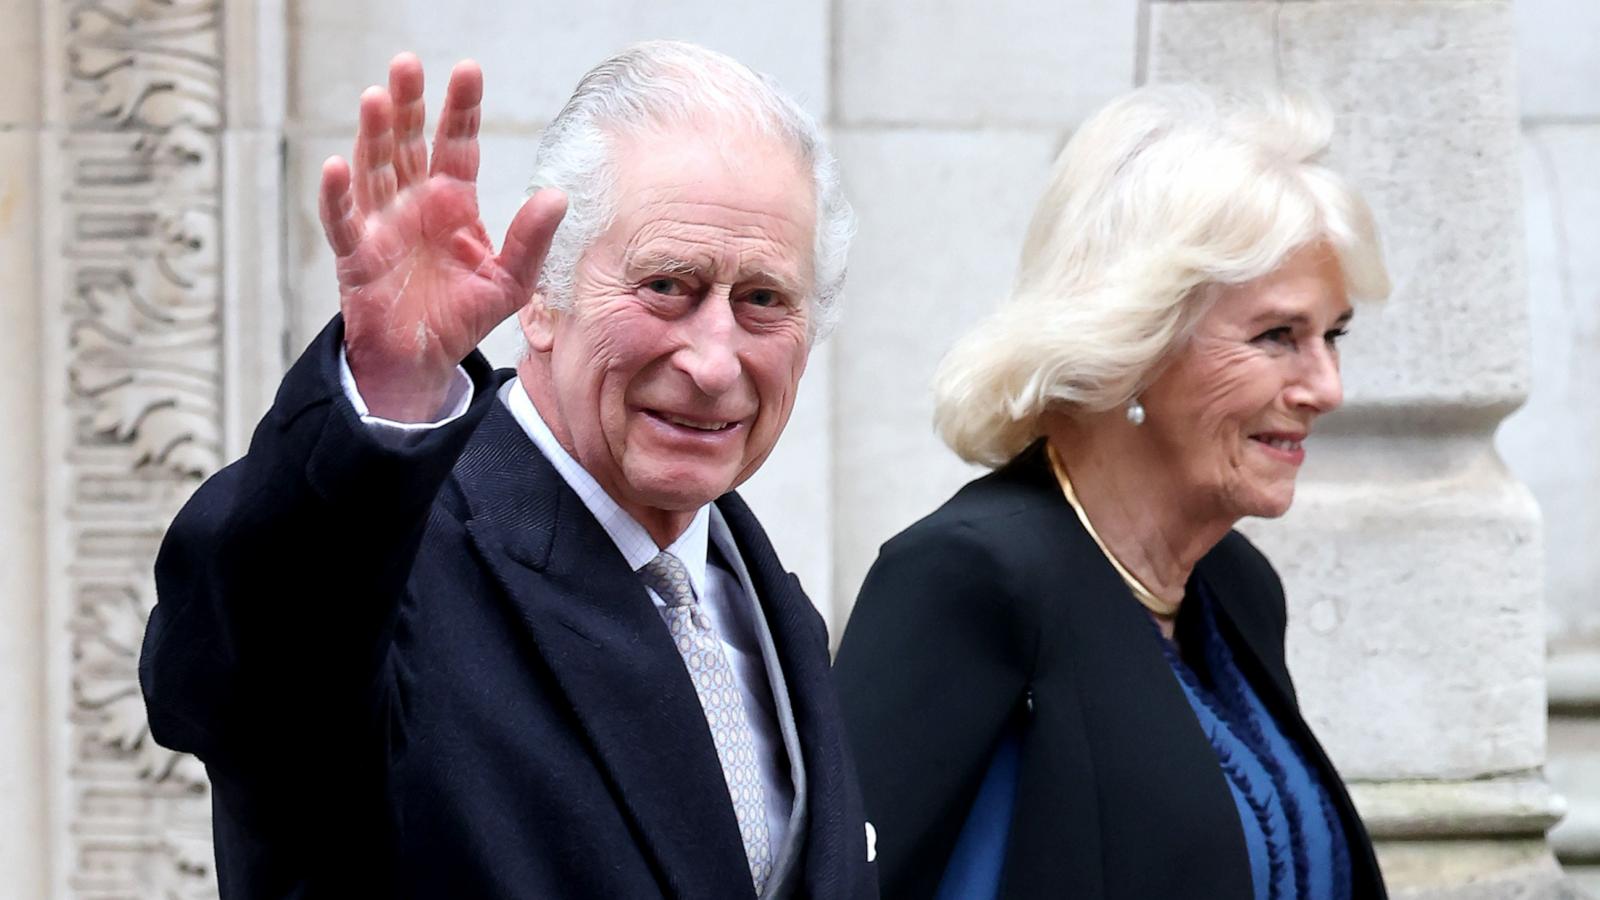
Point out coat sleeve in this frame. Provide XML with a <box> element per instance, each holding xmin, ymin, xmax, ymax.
<box><xmin>138</xmin><ymin>315</ymin><xmax>500</xmax><ymax>767</ymax></box>
<box><xmin>833</xmin><ymin>519</ymin><xmax>1037</xmax><ymax>899</ymax></box>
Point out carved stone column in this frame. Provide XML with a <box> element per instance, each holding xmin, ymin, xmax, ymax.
<box><xmin>37</xmin><ymin>0</ymin><xmax>283</xmax><ymax>895</ymax></box>
<box><xmin>1146</xmin><ymin>1</ymin><xmax>1574</xmax><ymax>895</ymax></box>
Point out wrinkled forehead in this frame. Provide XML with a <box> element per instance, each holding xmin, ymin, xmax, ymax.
<box><xmin>603</xmin><ymin>124</ymin><xmax>818</xmax><ymax>280</ymax></box>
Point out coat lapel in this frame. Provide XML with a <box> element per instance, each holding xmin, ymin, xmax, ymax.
<box><xmin>716</xmin><ymin>493</ymin><xmax>862</xmax><ymax>900</ymax></box>
<box><xmin>454</xmin><ymin>401</ymin><xmax>755</xmax><ymax>899</ymax></box>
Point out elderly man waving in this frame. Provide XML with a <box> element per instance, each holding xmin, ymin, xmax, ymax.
<box><xmin>139</xmin><ymin>42</ymin><xmax>874</xmax><ymax>899</ymax></box>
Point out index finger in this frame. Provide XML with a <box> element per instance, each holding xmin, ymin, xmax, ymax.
<box><xmin>429</xmin><ymin>59</ymin><xmax>483</xmax><ymax>183</ymax></box>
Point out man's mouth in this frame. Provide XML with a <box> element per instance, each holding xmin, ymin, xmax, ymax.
<box><xmin>648</xmin><ymin>410</ymin><xmax>740</xmax><ymax>432</ymax></box>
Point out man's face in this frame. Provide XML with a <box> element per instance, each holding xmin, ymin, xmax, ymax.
<box><xmin>520</xmin><ymin>123</ymin><xmax>816</xmax><ymax>540</ymax></box>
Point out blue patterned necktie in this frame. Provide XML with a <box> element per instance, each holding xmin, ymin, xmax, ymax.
<box><xmin>639</xmin><ymin>550</ymin><xmax>773</xmax><ymax>894</ymax></box>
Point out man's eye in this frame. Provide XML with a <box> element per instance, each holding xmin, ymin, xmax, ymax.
<box><xmin>745</xmin><ymin>289</ymin><xmax>782</xmax><ymax>308</ymax></box>
<box><xmin>645</xmin><ymin>278</ymin><xmax>686</xmax><ymax>296</ymax></box>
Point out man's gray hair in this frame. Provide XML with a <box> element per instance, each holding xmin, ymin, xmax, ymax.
<box><xmin>529</xmin><ymin>41</ymin><xmax>854</xmax><ymax>340</ymax></box>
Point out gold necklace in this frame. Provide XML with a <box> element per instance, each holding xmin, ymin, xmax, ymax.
<box><xmin>1045</xmin><ymin>443</ymin><xmax>1181</xmax><ymax>619</ymax></box>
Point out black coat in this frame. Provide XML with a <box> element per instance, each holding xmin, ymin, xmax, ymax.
<box><xmin>140</xmin><ymin>317</ymin><xmax>876</xmax><ymax>899</ymax></box>
<box><xmin>833</xmin><ymin>442</ymin><xmax>1385</xmax><ymax>899</ymax></box>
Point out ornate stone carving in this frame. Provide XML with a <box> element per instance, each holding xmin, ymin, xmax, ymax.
<box><xmin>58</xmin><ymin>0</ymin><xmax>224</xmax><ymax>895</ymax></box>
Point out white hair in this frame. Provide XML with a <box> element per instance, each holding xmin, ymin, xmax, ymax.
<box><xmin>932</xmin><ymin>84</ymin><xmax>1391</xmax><ymax>468</ymax></box>
<box><xmin>526</xmin><ymin>41</ymin><xmax>854</xmax><ymax>340</ymax></box>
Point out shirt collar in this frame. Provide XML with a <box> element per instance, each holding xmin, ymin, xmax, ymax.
<box><xmin>500</xmin><ymin>378</ymin><xmax>710</xmax><ymax>598</ymax></box>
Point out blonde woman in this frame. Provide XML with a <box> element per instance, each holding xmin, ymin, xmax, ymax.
<box><xmin>835</xmin><ymin>86</ymin><xmax>1390</xmax><ymax>900</ymax></box>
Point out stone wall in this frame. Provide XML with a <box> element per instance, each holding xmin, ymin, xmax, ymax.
<box><xmin>1500</xmin><ymin>0</ymin><xmax>1600</xmax><ymax>894</ymax></box>
<box><xmin>2</xmin><ymin>0</ymin><xmax>1588</xmax><ymax>895</ymax></box>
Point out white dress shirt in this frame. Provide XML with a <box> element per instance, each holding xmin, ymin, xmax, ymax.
<box><xmin>339</xmin><ymin>355</ymin><xmax>795</xmax><ymax>857</ymax></box>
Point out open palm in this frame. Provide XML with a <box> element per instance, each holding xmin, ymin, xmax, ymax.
<box><xmin>319</xmin><ymin>54</ymin><xmax>566</xmax><ymax>421</ymax></box>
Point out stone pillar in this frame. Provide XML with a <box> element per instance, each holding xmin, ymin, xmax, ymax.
<box><xmin>1148</xmin><ymin>1</ymin><xmax>1568</xmax><ymax>894</ymax></box>
<box><xmin>0</xmin><ymin>0</ymin><xmax>51</xmax><ymax>894</ymax></box>
<box><xmin>1501</xmin><ymin>1</ymin><xmax>1600</xmax><ymax>895</ymax></box>
<box><xmin>35</xmin><ymin>0</ymin><xmax>285</xmax><ymax>895</ymax></box>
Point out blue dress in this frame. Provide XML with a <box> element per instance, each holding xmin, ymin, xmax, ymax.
<box><xmin>934</xmin><ymin>585</ymin><xmax>1351</xmax><ymax>899</ymax></box>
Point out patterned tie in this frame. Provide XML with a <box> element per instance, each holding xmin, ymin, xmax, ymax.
<box><xmin>639</xmin><ymin>551</ymin><xmax>773</xmax><ymax>894</ymax></box>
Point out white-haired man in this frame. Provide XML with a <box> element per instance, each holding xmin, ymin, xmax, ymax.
<box><xmin>140</xmin><ymin>43</ymin><xmax>876</xmax><ymax>899</ymax></box>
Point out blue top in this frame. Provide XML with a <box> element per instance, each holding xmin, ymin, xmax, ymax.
<box><xmin>1159</xmin><ymin>585</ymin><xmax>1352</xmax><ymax>900</ymax></box>
<box><xmin>933</xmin><ymin>586</ymin><xmax>1351</xmax><ymax>900</ymax></box>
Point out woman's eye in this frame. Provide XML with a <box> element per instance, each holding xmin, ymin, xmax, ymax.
<box><xmin>1324</xmin><ymin>327</ymin><xmax>1350</xmax><ymax>348</ymax></box>
<box><xmin>1253</xmin><ymin>326</ymin><xmax>1296</xmax><ymax>346</ymax></box>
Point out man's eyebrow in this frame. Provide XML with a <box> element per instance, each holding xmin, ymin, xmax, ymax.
<box><xmin>744</xmin><ymin>266</ymin><xmax>806</xmax><ymax>297</ymax></box>
<box><xmin>624</xmin><ymin>251</ymin><xmax>707</xmax><ymax>277</ymax></box>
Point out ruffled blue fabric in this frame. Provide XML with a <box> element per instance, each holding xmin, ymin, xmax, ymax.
<box><xmin>1159</xmin><ymin>586</ymin><xmax>1352</xmax><ymax>900</ymax></box>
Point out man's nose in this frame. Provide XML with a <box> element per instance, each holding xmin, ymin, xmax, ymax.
<box><xmin>678</xmin><ymin>295</ymin><xmax>742</xmax><ymax>396</ymax></box>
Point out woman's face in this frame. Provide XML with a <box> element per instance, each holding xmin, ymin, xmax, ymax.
<box><xmin>1139</xmin><ymin>243</ymin><xmax>1352</xmax><ymax>522</ymax></box>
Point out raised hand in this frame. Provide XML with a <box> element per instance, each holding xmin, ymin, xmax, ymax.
<box><xmin>319</xmin><ymin>53</ymin><xmax>568</xmax><ymax>422</ymax></box>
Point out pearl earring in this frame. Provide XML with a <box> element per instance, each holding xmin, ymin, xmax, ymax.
<box><xmin>1126</xmin><ymin>399</ymin><xmax>1146</xmax><ymax>426</ymax></box>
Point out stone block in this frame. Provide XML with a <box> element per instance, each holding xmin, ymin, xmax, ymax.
<box><xmin>1498</xmin><ymin>125</ymin><xmax>1600</xmax><ymax>639</ymax></box>
<box><xmin>1146</xmin><ymin>1</ymin><xmax>1278</xmax><ymax>89</ymax></box>
<box><xmin>0</xmin><ymin>0</ymin><xmax>39</xmax><ymax>125</ymax></box>
<box><xmin>836</xmin><ymin>0</ymin><xmax>1137</xmax><ymax>128</ymax></box>
<box><xmin>290</xmin><ymin>0</ymin><xmax>829</xmax><ymax>130</ymax></box>
<box><xmin>738</xmin><ymin>341</ymin><xmax>837</xmax><ymax>633</ymax></box>
<box><xmin>1239</xmin><ymin>472</ymin><xmax>1545</xmax><ymax>780</ymax></box>
<box><xmin>828</xmin><ymin>127</ymin><xmax>1060</xmax><ymax>607</ymax></box>
<box><xmin>1549</xmin><ymin>716</ymin><xmax>1600</xmax><ymax>863</ymax></box>
<box><xmin>0</xmin><ymin>128</ymin><xmax>48</xmax><ymax>900</ymax></box>
<box><xmin>1149</xmin><ymin>1</ymin><xmax>1528</xmax><ymax>411</ymax></box>
<box><xmin>1515</xmin><ymin>0</ymin><xmax>1600</xmax><ymax>120</ymax></box>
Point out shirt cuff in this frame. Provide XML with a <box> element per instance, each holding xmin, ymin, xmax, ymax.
<box><xmin>338</xmin><ymin>347</ymin><xmax>475</xmax><ymax>443</ymax></box>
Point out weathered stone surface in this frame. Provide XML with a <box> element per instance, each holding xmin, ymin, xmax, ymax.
<box><xmin>1146</xmin><ymin>1</ymin><xmax>1278</xmax><ymax>88</ymax></box>
<box><xmin>0</xmin><ymin>0</ymin><xmax>38</xmax><ymax>125</ymax></box>
<box><xmin>0</xmin><ymin>125</ymin><xmax>49</xmax><ymax>900</ymax></box>
<box><xmin>828</xmin><ymin>128</ymin><xmax>1060</xmax><ymax>606</ymax></box>
<box><xmin>1239</xmin><ymin>473</ymin><xmax>1544</xmax><ymax>780</ymax></box>
<box><xmin>1515</xmin><ymin>0</ymin><xmax>1600</xmax><ymax>120</ymax></box>
<box><xmin>836</xmin><ymin>0</ymin><xmax>1137</xmax><ymax>127</ymax></box>
<box><xmin>1349</xmin><ymin>776</ymin><xmax>1564</xmax><ymax>840</ymax></box>
<box><xmin>1500</xmin><ymin>125</ymin><xmax>1600</xmax><ymax>641</ymax></box>
<box><xmin>738</xmin><ymin>341</ymin><xmax>837</xmax><ymax>632</ymax></box>
<box><xmin>1550</xmin><ymin>717</ymin><xmax>1600</xmax><ymax>866</ymax></box>
<box><xmin>290</xmin><ymin>0</ymin><xmax>830</xmax><ymax>128</ymax></box>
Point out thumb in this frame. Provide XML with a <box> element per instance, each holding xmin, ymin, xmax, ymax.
<box><xmin>497</xmin><ymin>188</ymin><xmax>569</xmax><ymax>296</ymax></box>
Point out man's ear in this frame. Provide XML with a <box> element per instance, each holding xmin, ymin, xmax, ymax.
<box><xmin>518</xmin><ymin>293</ymin><xmax>557</xmax><ymax>353</ymax></box>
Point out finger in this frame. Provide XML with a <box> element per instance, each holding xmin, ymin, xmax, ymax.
<box><xmin>429</xmin><ymin>59</ymin><xmax>483</xmax><ymax>182</ymax></box>
<box><xmin>318</xmin><ymin>155</ymin><xmax>364</xmax><ymax>259</ymax></box>
<box><xmin>448</xmin><ymin>226</ymin><xmax>492</xmax><ymax>273</ymax></box>
<box><xmin>497</xmin><ymin>189</ymin><xmax>569</xmax><ymax>295</ymax></box>
<box><xmin>353</xmin><ymin>86</ymin><xmax>398</xmax><ymax>215</ymax></box>
<box><xmin>388</xmin><ymin>52</ymin><xmax>428</xmax><ymax>190</ymax></box>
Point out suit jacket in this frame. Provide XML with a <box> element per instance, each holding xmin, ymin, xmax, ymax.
<box><xmin>140</xmin><ymin>317</ymin><xmax>876</xmax><ymax>899</ymax></box>
<box><xmin>832</xmin><ymin>442</ymin><xmax>1385</xmax><ymax>899</ymax></box>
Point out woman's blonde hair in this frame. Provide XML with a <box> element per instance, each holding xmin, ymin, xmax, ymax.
<box><xmin>932</xmin><ymin>84</ymin><xmax>1390</xmax><ymax>467</ymax></box>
